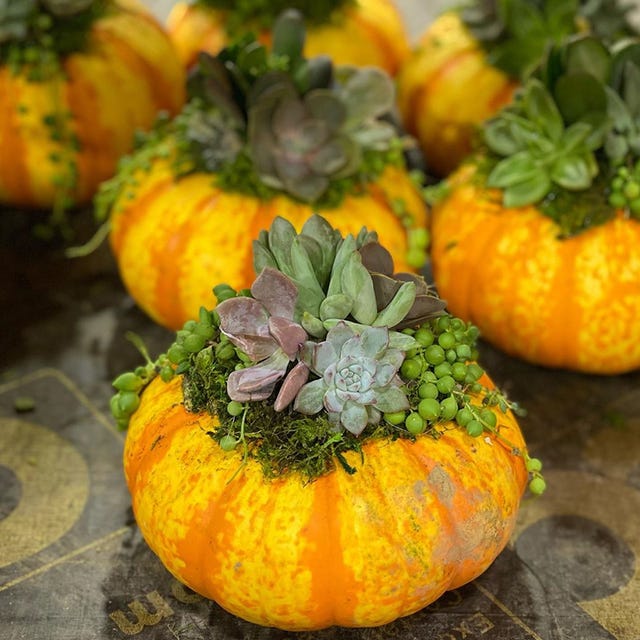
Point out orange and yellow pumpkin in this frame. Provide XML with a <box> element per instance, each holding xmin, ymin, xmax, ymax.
<box><xmin>166</xmin><ymin>0</ymin><xmax>410</xmax><ymax>75</ymax></box>
<box><xmin>108</xmin><ymin>151</ymin><xmax>427</xmax><ymax>331</ymax></box>
<box><xmin>396</xmin><ymin>11</ymin><xmax>517</xmax><ymax>178</ymax></box>
<box><xmin>430</xmin><ymin>166</ymin><xmax>640</xmax><ymax>374</ymax></box>
<box><xmin>0</xmin><ymin>0</ymin><xmax>185</xmax><ymax>210</ymax></box>
<box><xmin>123</xmin><ymin>372</ymin><xmax>528</xmax><ymax>630</ymax></box>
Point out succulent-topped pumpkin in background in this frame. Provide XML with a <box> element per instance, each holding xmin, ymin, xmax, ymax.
<box><xmin>396</xmin><ymin>0</ymin><xmax>637</xmax><ymax>178</ymax></box>
<box><xmin>0</xmin><ymin>0</ymin><xmax>185</xmax><ymax>231</ymax></box>
<box><xmin>429</xmin><ymin>33</ymin><xmax>640</xmax><ymax>374</ymax></box>
<box><xmin>91</xmin><ymin>10</ymin><xmax>429</xmax><ymax>331</ymax></box>
<box><xmin>166</xmin><ymin>0</ymin><xmax>409</xmax><ymax>76</ymax></box>
<box><xmin>113</xmin><ymin>214</ymin><xmax>544</xmax><ymax>632</ymax></box>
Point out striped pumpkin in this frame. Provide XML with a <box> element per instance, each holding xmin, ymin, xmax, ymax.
<box><xmin>396</xmin><ymin>11</ymin><xmax>517</xmax><ymax>177</ymax></box>
<box><xmin>0</xmin><ymin>0</ymin><xmax>185</xmax><ymax>209</ymax></box>
<box><xmin>430</xmin><ymin>166</ymin><xmax>640</xmax><ymax>374</ymax></box>
<box><xmin>109</xmin><ymin>146</ymin><xmax>428</xmax><ymax>330</ymax></box>
<box><xmin>166</xmin><ymin>0</ymin><xmax>410</xmax><ymax>75</ymax></box>
<box><xmin>124</xmin><ymin>373</ymin><xmax>528</xmax><ymax>630</ymax></box>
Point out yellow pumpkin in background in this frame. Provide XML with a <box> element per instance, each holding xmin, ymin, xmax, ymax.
<box><xmin>396</xmin><ymin>0</ymin><xmax>637</xmax><ymax>177</ymax></box>
<box><xmin>0</xmin><ymin>0</ymin><xmax>185</xmax><ymax>212</ymax></box>
<box><xmin>430</xmin><ymin>165</ymin><xmax>640</xmax><ymax>375</ymax></box>
<box><xmin>113</xmin><ymin>214</ymin><xmax>541</xmax><ymax>631</ymax></box>
<box><xmin>166</xmin><ymin>0</ymin><xmax>409</xmax><ymax>75</ymax></box>
<box><xmin>429</xmin><ymin>32</ymin><xmax>640</xmax><ymax>375</ymax></box>
<box><xmin>396</xmin><ymin>11</ymin><xmax>516</xmax><ymax>178</ymax></box>
<box><xmin>98</xmin><ymin>11</ymin><xmax>428</xmax><ymax>331</ymax></box>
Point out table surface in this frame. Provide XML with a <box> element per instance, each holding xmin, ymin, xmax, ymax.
<box><xmin>1</xmin><ymin>200</ymin><xmax>639</xmax><ymax>640</ymax></box>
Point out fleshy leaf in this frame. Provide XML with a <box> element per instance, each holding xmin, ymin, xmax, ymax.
<box><xmin>273</xmin><ymin>361</ymin><xmax>309</xmax><ymax>411</ymax></box>
<box><xmin>340</xmin><ymin>252</ymin><xmax>377</xmax><ymax>325</ymax></box>
<box><xmin>372</xmin><ymin>281</ymin><xmax>416</xmax><ymax>328</ymax></box>
<box><xmin>293</xmin><ymin>378</ymin><xmax>326</xmax><ymax>414</ymax></box>
<box><xmin>375</xmin><ymin>385</ymin><xmax>410</xmax><ymax>413</ymax></box>
<box><xmin>251</xmin><ymin>267</ymin><xmax>298</xmax><ymax>319</ymax></box>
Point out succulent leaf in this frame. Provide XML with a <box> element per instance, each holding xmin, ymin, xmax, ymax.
<box><xmin>295</xmin><ymin>322</ymin><xmax>410</xmax><ymax>435</ymax></box>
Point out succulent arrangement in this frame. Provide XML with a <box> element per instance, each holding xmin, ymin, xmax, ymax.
<box><xmin>111</xmin><ymin>214</ymin><xmax>545</xmax><ymax>494</ymax></box>
<box><xmin>460</xmin><ymin>0</ymin><xmax>636</xmax><ymax>80</ymax></box>
<box><xmin>464</xmin><ymin>32</ymin><xmax>640</xmax><ymax>235</ymax></box>
<box><xmin>0</xmin><ymin>0</ymin><xmax>106</xmax><ymax>77</ymax></box>
<box><xmin>95</xmin><ymin>8</ymin><xmax>405</xmax><ymax>220</ymax></box>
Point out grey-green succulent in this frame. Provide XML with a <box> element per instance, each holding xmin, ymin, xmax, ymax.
<box><xmin>294</xmin><ymin>322</ymin><xmax>413</xmax><ymax>435</ymax></box>
<box><xmin>252</xmin><ymin>215</ymin><xmax>433</xmax><ymax>337</ymax></box>
<box><xmin>484</xmin><ymin>77</ymin><xmax>603</xmax><ymax>207</ymax></box>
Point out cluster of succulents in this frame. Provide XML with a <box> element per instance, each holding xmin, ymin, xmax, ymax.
<box><xmin>460</xmin><ymin>0</ymin><xmax>636</xmax><ymax>80</ymax></box>
<box><xmin>0</xmin><ymin>0</ymin><xmax>103</xmax><ymax>74</ymax></box>
<box><xmin>479</xmin><ymin>32</ymin><xmax>640</xmax><ymax>231</ymax></box>
<box><xmin>98</xmin><ymin>8</ymin><xmax>403</xmax><ymax>211</ymax></box>
<box><xmin>110</xmin><ymin>214</ymin><xmax>545</xmax><ymax>493</ymax></box>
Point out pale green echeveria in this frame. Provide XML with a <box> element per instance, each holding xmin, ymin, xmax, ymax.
<box><xmin>333</xmin><ymin>65</ymin><xmax>397</xmax><ymax>151</ymax></box>
<box><xmin>294</xmin><ymin>322</ymin><xmax>413</xmax><ymax>435</ymax></box>
<box><xmin>215</xmin><ymin>267</ymin><xmax>309</xmax><ymax>409</ymax></box>
<box><xmin>181</xmin><ymin>106</ymin><xmax>243</xmax><ymax>172</ymax></box>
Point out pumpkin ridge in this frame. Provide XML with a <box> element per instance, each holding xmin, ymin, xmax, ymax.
<box><xmin>0</xmin><ymin>70</ymin><xmax>32</xmax><ymax>203</ymax></box>
<box><xmin>338</xmin><ymin>1</ymin><xmax>405</xmax><ymax>74</ymax></box>
<box><xmin>90</xmin><ymin>25</ymin><xmax>175</xmax><ymax>116</ymax></box>
<box><xmin>300</xmin><ymin>471</ymin><xmax>359</xmax><ymax>627</ymax></box>
<box><xmin>62</xmin><ymin>58</ymin><xmax>111</xmax><ymax>203</ymax></box>
<box><xmin>152</xmin><ymin>189</ymin><xmax>226</xmax><ymax>329</ymax></box>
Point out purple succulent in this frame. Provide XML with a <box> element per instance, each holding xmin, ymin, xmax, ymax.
<box><xmin>216</xmin><ymin>267</ymin><xmax>309</xmax><ymax>410</ymax></box>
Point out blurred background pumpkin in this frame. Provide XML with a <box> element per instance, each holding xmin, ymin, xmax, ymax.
<box><xmin>95</xmin><ymin>11</ymin><xmax>428</xmax><ymax>330</ymax></box>
<box><xmin>396</xmin><ymin>0</ymin><xmax>638</xmax><ymax>178</ymax></box>
<box><xmin>429</xmin><ymin>33</ymin><xmax>640</xmax><ymax>374</ymax></box>
<box><xmin>166</xmin><ymin>0</ymin><xmax>410</xmax><ymax>75</ymax></box>
<box><xmin>0</xmin><ymin>0</ymin><xmax>185</xmax><ymax>227</ymax></box>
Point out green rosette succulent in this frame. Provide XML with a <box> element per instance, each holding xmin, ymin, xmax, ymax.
<box><xmin>460</xmin><ymin>0</ymin><xmax>637</xmax><ymax>80</ymax></box>
<box><xmin>107</xmin><ymin>213</ymin><xmax>547</xmax><ymax>495</ymax></box>
<box><xmin>476</xmin><ymin>31</ymin><xmax>640</xmax><ymax>234</ymax></box>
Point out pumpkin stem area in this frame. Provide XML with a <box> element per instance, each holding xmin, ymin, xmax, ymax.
<box><xmin>110</xmin><ymin>215</ymin><xmax>546</xmax><ymax>495</ymax></box>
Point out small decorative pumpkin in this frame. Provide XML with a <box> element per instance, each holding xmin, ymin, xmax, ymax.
<box><xmin>0</xmin><ymin>0</ymin><xmax>185</xmax><ymax>216</ymax></box>
<box><xmin>396</xmin><ymin>0</ymin><xmax>636</xmax><ymax>177</ymax></box>
<box><xmin>97</xmin><ymin>11</ymin><xmax>428</xmax><ymax>330</ymax></box>
<box><xmin>166</xmin><ymin>0</ymin><xmax>409</xmax><ymax>76</ymax></box>
<box><xmin>115</xmin><ymin>215</ymin><xmax>543</xmax><ymax>631</ymax></box>
<box><xmin>429</xmin><ymin>35</ymin><xmax>640</xmax><ymax>374</ymax></box>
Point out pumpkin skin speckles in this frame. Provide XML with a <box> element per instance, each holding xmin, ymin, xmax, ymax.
<box><xmin>123</xmin><ymin>375</ymin><xmax>528</xmax><ymax>631</ymax></box>
<box><xmin>430</xmin><ymin>168</ymin><xmax>640</xmax><ymax>374</ymax></box>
